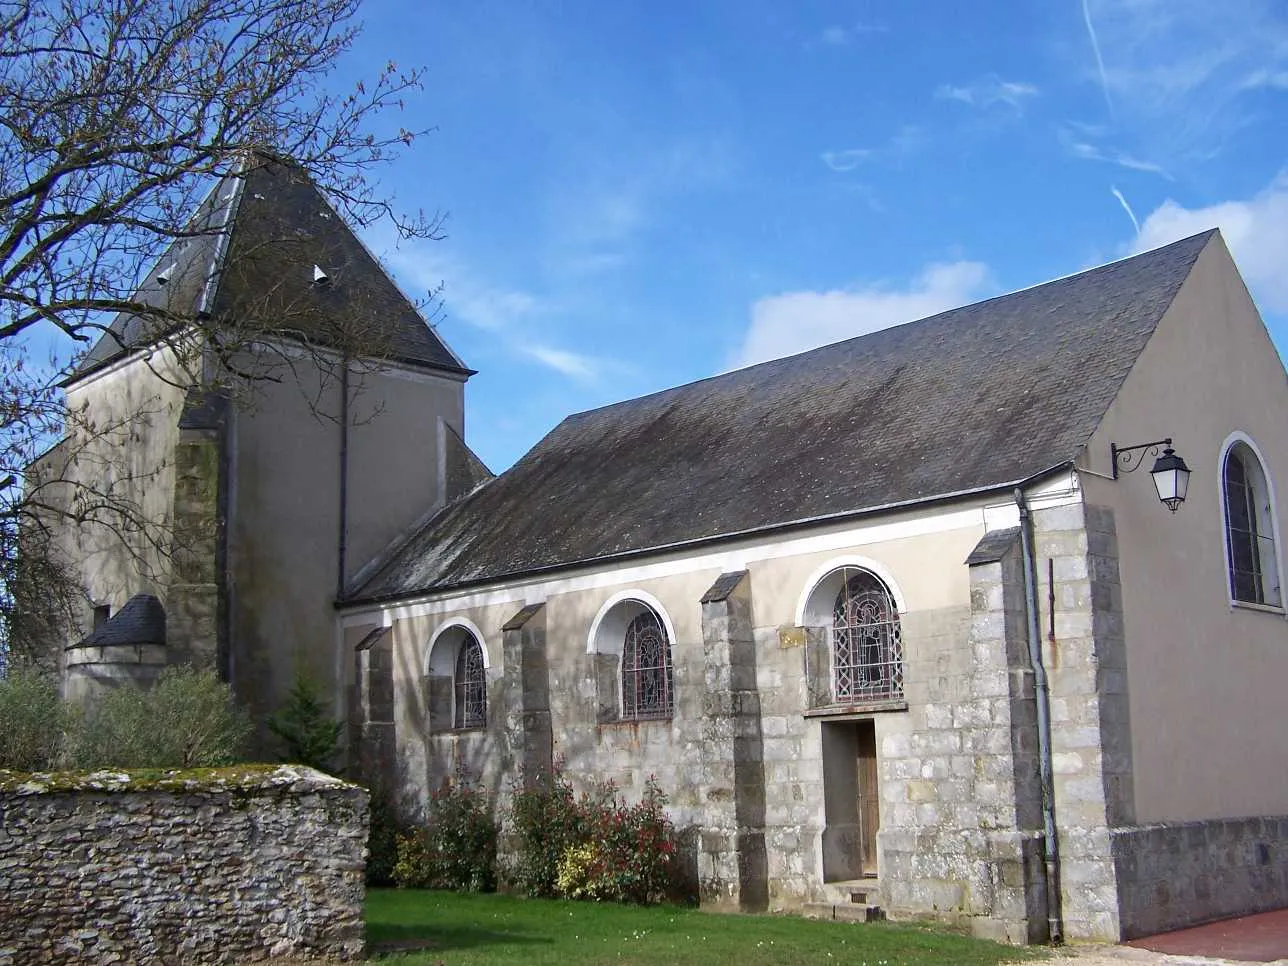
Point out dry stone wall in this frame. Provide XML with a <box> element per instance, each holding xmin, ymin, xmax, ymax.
<box><xmin>0</xmin><ymin>765</ymin><xmax>367</xmax><ymax>965</ymax></box>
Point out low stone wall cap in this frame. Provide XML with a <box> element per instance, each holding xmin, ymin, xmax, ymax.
<box><xmin>0</xmin><ymin>763</ymin><xmax>362</xmax><ymax>796</ymax></box>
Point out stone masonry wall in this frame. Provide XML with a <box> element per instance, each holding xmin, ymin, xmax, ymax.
<box><xmin>1034</xmin><ymin>502</ymin><xmax>1133</xmax><ymax>941</ymax></box>
<box><xmin>696</xmin><ymin>572</ymin><xmax>767</xmax><ymax>912</ymax></box>
<box><xmin>0</xmin><ymin>765</ymin><xmax>367</xmax><ymax>965</ymax></box>
<box><xmin>1112</xmin><ymin>816</ymin><xmax>1288</xmax><ymax>939</ymax></box>
<box><xmin>879</xmin><ymin>530</ymin><xmax>1049</xmax><ymax>943</ymax></box>
<box><xmin>752</xmin><ymin>621</ymin><xmax>824</xmax><ymax>907</ymax></box>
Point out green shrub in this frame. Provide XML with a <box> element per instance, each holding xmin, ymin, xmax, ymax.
<box><xmin>0</xmin><ymin>665</ymin><xmax>76</xmax><ymax>770</ymax></box>
<box><xmin>507</xmin><ymin>764</ymin><xmax>678</xmax><ymax>905</ymax></box>
<box><xmin>505</xmin><ymin>764</ymin><xmax>590</xmax><ymax>897</ymax></box>
<box><xmin>394</xmin><ymin>778</ymin><xmax>497</xmax><ymax>892</ymax></box>
<box><xmin>365</xmin><ymin>780</ymin><xmax>403</xmax><ymax>886</ymax></box>
<box><xmin>268</xmin><ymin>668</ymin><xmax>343</xmax><ymax>772</ymax></box>
<box><xmin>71</xmin><ymin>665</ymin><xmax>251</xmax><ymax>769</ymax></box>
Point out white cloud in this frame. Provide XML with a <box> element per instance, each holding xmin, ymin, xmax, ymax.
<box><xmin>732</xmin><ymin>261</ymin><xmax>992</xmax><ymax>368</ymax></box>
<box><xmin>816</xmin><ymin>22</ymin><xmax>886</xmax><ymax>46</ymax></box>
<box><xmin>520</xmin><ymin>344</ymin><xmax>601</xmax><ymax>382</ymax></box>
<box><xmin>1111</xmin><ymin>185</ymin><xmax>1140</xmax><ymax>234</ymax></box>
<box><xmin>382</xmin><ymin>242</ymin><xmax>613</xmax><ymax>381</ymax></box>
<box><xmin>820</xmin><ymin>126</ymin><xmax>922</xmax><ymax>174</ymax></box>
<box><xmin>935</xmin><ymin>76</ymin><xmax>1040</xmax><ymax>110</ymax></box>
<box><xmin>821</xmin><ymin>149</ymin><xmax>873</xmax><ymax>172</ymax></box>
<box><xmin>1132</xmin><ymin>174</ymin><xmax>1288</xmax><ymax>312</ymax></box>
<box><xmin>1240</xmin><ymin>68</ymin><xmax>1288</xmax><ymax>90</ymax></box>
<box><xmin>1073</xmin><ymin>0</ymin><xmax>1288</xmax><ymax>164</ymax></box>
<box><xmin>1064</xmin><ymin>137</ymin><xmax>1171</xmax><ymax>179</ymax></box>
<box><xmin>1081</xmin><ymin>0</ymin><xmax>1114</xmax><ymax>116</ymax></box>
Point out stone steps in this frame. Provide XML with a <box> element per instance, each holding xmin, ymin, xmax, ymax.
<box><xmin>804</xmin><ymin>879</ymin><xmax>885</xmax><ymax>923</ymax></box>
<box><xmin>804</xmin><ymin>901</ymin><xmax>887</xmax><ymax>923</ymax></box>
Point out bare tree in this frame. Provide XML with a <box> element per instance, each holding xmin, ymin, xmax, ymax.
<box><xmin>0</xmin><ymin>0</ymin><xmax>437</xmax><ymax>346</ymax></box>
<box><xmin>0</xmin><ymin>0</ymin><xmax>443</xmax><ymax>668</ymax></box>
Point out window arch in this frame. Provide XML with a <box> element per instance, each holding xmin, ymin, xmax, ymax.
<box><xmin>831</xmin><ymin>570</ymin><xmax>903</xmax><ymax>702</ymax></box>
<box><xmin>1222</xmin><ymin>439</ymin><xmax>1281</xmax><ymax>607</ymax></box>
<box><xmin>586</xmin><ymin>592</ymin><xmax>677</xmax><ymax>722</ymax></box>
<box><xmin>426</xmin><ymin>621</ymin><xmax>489</xmax><ymax>732</ymax></box>
<box><xmin>453</xmin><ymin>636</ymin><xmax>487</xmax><ymax>729</ymax></box>
<box><xmin>798</xmin><ymin>561</ymin><xmax>905</xmax><ymax>706</ymax></box>
<box><xmin>622</xmin><ymin>609</ymin><xmax>674</xmax><ymax>719</ymax></box>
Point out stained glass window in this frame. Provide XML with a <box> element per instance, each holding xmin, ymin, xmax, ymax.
<box><xmin>622</xmin><ymin>610</ymin><xmax>673</xmax><ymax>719</ymax></box>
<box><xmin>453</xmin><ymin>636</ymin><xmax>487</xmax><ymax>729</ymax></box>
<box><xmin>832</xmin><ymin>571</ymin><xmax>903</xmax><ymax>701</ymax></box>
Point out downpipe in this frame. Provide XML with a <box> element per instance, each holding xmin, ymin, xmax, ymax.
<box><xmin>1015</xmin><ymin>487</ymin><xmax>1065</xmax><ymax>945</ymax></box>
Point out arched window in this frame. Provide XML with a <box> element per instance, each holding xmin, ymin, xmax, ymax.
<box><xmin>426</xmin><ymin>622</ymin><xmax>489</xmax><ymax>733</ymax></box>
<box><xmin>621</xmin><ymin>609</ymin><xmax>674</xmax><ymax>720</ymax></box>
<box><xmin>453</xmin><ymin>635</ymin><xmax>487</xmax><ymax>729</ymax></box>
<box><xmin>832</xmin><ymin>570</ymin><xmax>903</xmax><ymax>701</ymax></box>
<box><xmin>1223</xmin><ymin>442</ymin><xmax>1281</xmax><ymax>606</ymax></box>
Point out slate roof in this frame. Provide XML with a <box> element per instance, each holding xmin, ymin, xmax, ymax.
<box><xmin>70</xmin><ymin>160</ymin><xmax>469</xmax><ymax>382</ymax></box>
<box><xmin>74</xmin><ymin>594</ymin><xmax>166</xmax><ymax>648</ymax></box>
<box><xmin>344</xmin><ymin>230</ymin><xmax>1217</xmax><ymax>604</ymax></box>
<box><xmin>965</xmin><ymin>528</ymin><xmax>1022</xmax><ymax>567</ymax></box>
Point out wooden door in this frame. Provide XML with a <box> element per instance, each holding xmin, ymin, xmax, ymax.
<box><xmin>857</xmin><ymin>722</ymin><xmax>880</xmax><ymax>877</ymax></box>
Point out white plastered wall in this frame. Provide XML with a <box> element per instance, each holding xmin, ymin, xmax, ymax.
<box><xmin>229</xmin><ymin>354</ymin><xmax>464</xmax><ymax>725</ymax></box>
<box><xmin>1082</xmin><ymin>234</ymin><xmax>1288</xmax><ymax>822</ymax></box>
<box><xmin>53</xmin><ymin>346</ymin><xmax>192</xmax><ymax>627</ymax></box>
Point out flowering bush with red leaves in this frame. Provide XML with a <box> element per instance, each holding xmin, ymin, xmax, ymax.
<box><xmin>508</xmin><ymin>765</ymin><xmax>678</xmax><ymax>904</ymax></box>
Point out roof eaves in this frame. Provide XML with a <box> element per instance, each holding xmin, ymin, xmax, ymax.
<box><xmin>341</xmin><ymin>473</ymin><xmax>501</xmax><ymax>598</ymax></box>
<box><xmin>60</xmin><ymin>324</ymin><xmax>185</xmax><ymax>388</ymax></box>
<box><xmin>336</xmin><ymin>460</ymin><xmax>1076</xmax><ymax>611</ymax></box>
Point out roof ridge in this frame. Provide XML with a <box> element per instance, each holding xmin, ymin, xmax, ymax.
<box><xmin>560</xmin><ymin>229</ymin><xmax>1223</xmax><ymax>425</ymax></box>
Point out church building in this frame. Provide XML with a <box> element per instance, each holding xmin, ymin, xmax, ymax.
<box><xmin>45</xmin><ymin>160</ymin><xmax>1288</xmax><ymax>943</ymax></box>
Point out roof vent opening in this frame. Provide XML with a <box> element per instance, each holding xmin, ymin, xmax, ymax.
<box><xmin>156</xmin><ymin>262</ymin><xmax>177</xmax><ymax>286</ymax></box>
<box><xmin>312</xmin><ymin>264</ymin><xmax>331</xmax><ymax>287</ymax></box>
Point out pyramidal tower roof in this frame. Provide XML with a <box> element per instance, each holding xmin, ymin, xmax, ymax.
<box><xmin>70</xmin><ymin>160</ymin><xmax>469</xmax><ymax>382</ymax></box>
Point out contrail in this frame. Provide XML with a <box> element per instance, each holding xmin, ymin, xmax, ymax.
<box><xmin>1111</xmin><ymin>185</ymin><xmax>1140</xmax><ymax>235</ymax></box>
<box><xmin>1082</xmin><ymin>0</ymin><xmax>1114</xmax><ymax>118</ymax></box>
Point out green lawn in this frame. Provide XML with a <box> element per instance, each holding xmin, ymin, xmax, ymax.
<box><xmin>366</xmin><ymin>889</ymin><xmax>1047</xmax><ymax>966</ymax></box>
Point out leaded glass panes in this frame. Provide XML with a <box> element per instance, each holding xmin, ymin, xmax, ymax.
<box><xmin>1224</xmin><ymin>446</ymin><xmax>1280</xmax><ymax>606</ymax></box>
<box><xmin>622</xmin><ymin>610</ymin><xmax>673</xmax><ymax>719</ymax></box>
<box><xmin>453</xmin><ymin>636</ymin><xmax>486</xmax><ymax>729</ymax></box>
<box><xmin>832</xmin><ymin>571</ymin><xmax>903</xmax><ymax>702</ymax></box>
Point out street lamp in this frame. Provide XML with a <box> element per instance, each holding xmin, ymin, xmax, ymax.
<box><xmin>1111</xmin><ymin>438</ymin><xmax>1192</xmax><ymax>513</ymax></box>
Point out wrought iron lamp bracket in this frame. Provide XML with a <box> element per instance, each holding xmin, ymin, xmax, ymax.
<box><xmin>1110</xmin><ymin>438</ymin><xmax>1172</xmax><ymax>480</ymax></box>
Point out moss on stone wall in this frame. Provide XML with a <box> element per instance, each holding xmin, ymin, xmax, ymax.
<box><xmin>0</xmin><ymin>762</ymin><xmax>356</xmax><ymax>795</ymax></box>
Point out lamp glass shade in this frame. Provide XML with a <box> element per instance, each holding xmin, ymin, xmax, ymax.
<box><xmin>1150</xmin><ymin>447</ymin><xmax>1191</xmax><ymax>511</ymax></box>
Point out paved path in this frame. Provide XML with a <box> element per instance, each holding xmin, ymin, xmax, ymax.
<box><xmin>1042</xmin><ymin>909</ymin><xmax>1288</xmax><ymax>966</ymax></box>
<box><xmin>1123</xmin><ymin>909</ymin><xmax>1288</xmax><ymax>964</ymax></box>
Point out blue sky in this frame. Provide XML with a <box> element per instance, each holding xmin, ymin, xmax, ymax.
<box><xmin>340</xmin><ymin>0</ymin><xmax>1288</xmax><ymax>472</ymax></box>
